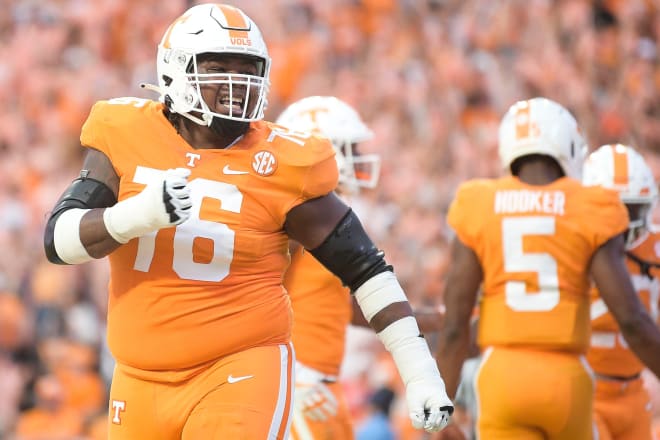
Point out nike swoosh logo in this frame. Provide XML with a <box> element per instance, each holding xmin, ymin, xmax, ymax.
<box><xmin>223</xmin><ymin>165</ymin><xmax>249</xmax><ymax>175</ymax></box>
<box><xmin>227</xmin><ymin>374</ymin><xmax>254</xmax><ymax>384</ymax></box>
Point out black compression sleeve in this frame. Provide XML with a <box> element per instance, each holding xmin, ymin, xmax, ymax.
<box><xmin>44</xmin><ymin>176</ymin><xmax>117</xmax><ymax>264</ymax></box>
<box><xmin>309</xmin><ymin>209</ymin><xmax>392</xmax><ymax>292</ymax></box>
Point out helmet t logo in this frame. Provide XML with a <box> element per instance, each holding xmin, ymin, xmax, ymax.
<box><xmin>514</xmin><ymin>102</ymin><xmax>539</xmax><ymax>140</ymax></box>
<box><xmin>303</xmin><ymin>108</ymin><xmax>329</xmax><ymax>125</ymax></box>
<box><xmin>213</xmin><ymin>5</ymin><xmax>250</xmax><ymax>45</ymax></box>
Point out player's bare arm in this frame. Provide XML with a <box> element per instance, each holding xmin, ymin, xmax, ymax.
<box><xmin>591</xmin><ymin>234</ymin><xmax>660</xmax><ymax>377</ymax></box>
<box><xmin>285</xmin><ymin>191</ymin><xmax>454</xmax><ymax>432</ymax></box>
<box><xmin>435</xmin><ymin>237</ymin><xmax>482</xmax><ymax>398</ymax></box>
<box><xmin>284</xmin><ymin>192</ymin><xmax>349</xmax><ymax>249</ymax></box>
<box><xmin>77</xmin><ymin>150</ymin><xmax>124</xmax><ymax>257</ymax></box>
<box><xmin>285</xmin><ymin>192</ymin><xmax>412</xmax><ymax>328</ymax></box>
<box><xmin>287</xmin><ymin>194</ymin><xmax>446</xmax><ymax>333</ymax></box>
<box><xmin>350</xmin><ymin>296</ymin><xmax>446</xmax><ymax>333</ymax></box>
<box><xmin>44</xmin><ymin>148</ymin><xmax>120</xmax><ymax>262</ymax></box>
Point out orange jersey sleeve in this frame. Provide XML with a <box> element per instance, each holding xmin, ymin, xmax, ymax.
<box><xmin>448</xmin><ymin>176</ymin><xmax>628</xmax><ymax>352</ymax></box>
<box><xmin>588</xmin><ymin>230</ymin><xmax>660</xmax><ymax>377</ymax></box>
<box><xmin>284</xmin><ymin>247</ymin><xmax>352</xmax><ymax>376</ymax></box>
<box><xmin>446</xmin><ymin>179</ymin><xmax>491</xmax><ymax>251</ymax></box>
<box><xmin>79</xmin><ymin>98</ymin><xmax>338</xmax><ymax>371</ymax></box>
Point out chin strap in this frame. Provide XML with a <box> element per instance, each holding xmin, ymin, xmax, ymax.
<box><xmin>625</xmin><ymin>251</ymin><xmax>660</xmax><ymax>280</ymax></box>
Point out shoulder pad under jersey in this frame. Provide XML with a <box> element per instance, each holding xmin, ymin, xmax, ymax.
<box><xmin>80</xmin><ymin>98</ymin><xmax>163</xmax><ymax>149</ymax></box>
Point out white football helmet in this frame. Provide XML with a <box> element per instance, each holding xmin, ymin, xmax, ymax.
<box><xmin>152</xmin><ymin>4</ymin><xmax>270</xmax><ymax>125</ymax></box>
<box><xmin>498</xmin><ymin>97</ymin><xmax>587</xmax><ymax>179</ymax></box>
<box><xmin>276</xmin><ymin>96</ymin><xmax>380</xmax><ymax>193</ymax></box>
<box><xmin>583</xmin><ymin>144</ymin><xmax>658</xmax><ymax>249</ymax></box>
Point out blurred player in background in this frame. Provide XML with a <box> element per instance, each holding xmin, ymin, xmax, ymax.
<box><xmin>583</xmin><ymin>143</ymin><xmax>660</xmax><ymax>440</ymax></box>
<box><xmin>436</xmin><ymin>97</ymin><xmax>660</xmax><ymax>439</ymax></box>
<box><xmin>42</xmin><ymin>4</ymin><xmax>453</xmax><ymax>439</ymax></box>
<box><xmin>277</xmin><ymin>96</ymin><xmax>445</xmax><ymax>440</ymax></box>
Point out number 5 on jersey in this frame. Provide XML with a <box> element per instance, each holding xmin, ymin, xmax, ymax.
<box><xmin>502</xmin><ymin>216</ymin><xmax>560</xmax><ymax>312</ymax></box>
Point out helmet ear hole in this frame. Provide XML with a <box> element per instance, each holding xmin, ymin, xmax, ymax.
<box><xmin>165</xmin><ymin>75</ymin><xmax>200</xmax><ymax>115</ymax></box>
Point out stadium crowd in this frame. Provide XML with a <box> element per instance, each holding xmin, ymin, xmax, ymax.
<box><xmin>0</xmin><ymin>0</ymin><xmax>658</xmax><ymax>438</ymax></box>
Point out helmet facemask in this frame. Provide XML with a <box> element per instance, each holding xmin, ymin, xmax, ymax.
<box><xmin>336</xmin><ymin>140</ymin><xmax>381</xmax><ymax>195</ymax></box>
<box><xmin>624</xmin><ymin>202</ymin><xmax>653</xmax><ymax>249</ymax></box>
<box><xmin>174</xmin><ymin>52</ymin><xmax>268</xmax><ymax>126</ymax></box>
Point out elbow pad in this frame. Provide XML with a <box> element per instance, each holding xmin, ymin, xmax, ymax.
<box><xmin>44</xmin><ymin>175</ymin><xmax>117</xmax><ymax>264</ymax></box>
<box><xmin>309</xmin><ymin>209</ymin><xmax>392</xmax><ymax>291</ymax></box>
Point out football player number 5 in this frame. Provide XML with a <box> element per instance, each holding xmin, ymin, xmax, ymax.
<box><xmin>502</xmin><ymin>216</ymin><xmax>560</xmax><ymax>311</ymax></box>
<box><xmin>132</xmin><ymin>166</ymin><xmax>242</xmax><ymax>282</ymax></box>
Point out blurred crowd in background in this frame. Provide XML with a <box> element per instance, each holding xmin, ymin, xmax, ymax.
<box><xmin>0</xmin><ymin>0</ymin><xmax>659</xmax><ymax>438</ymax></box>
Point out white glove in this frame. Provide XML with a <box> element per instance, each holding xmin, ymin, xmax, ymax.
<box><xmin>405</xmin><ymin>368</ymin><xmax>453</xmax><ymax>432</ymax></box>
<box><xmin>378</xmin><ymin>316</ymin><xmax>454</xmax><ymax>433</ymax></box>
<box><xmin>104</xmin><ymin>168</ymin><xmax>192</xmax><ymax>243</ymax></box>
<box><xmin>294</xmin><ymin>362</ymin><xmax>338</xmax><ymax>422</ymax></box>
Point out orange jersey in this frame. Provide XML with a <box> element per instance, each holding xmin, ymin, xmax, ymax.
<box><xmin>588</xmin><ymin>230</ymin><xmax>660</xmax><ymax>377</ymax></box>
<box><xmin>283</xmin><ymin>246</ymin><xmax>351</xmax><ymax>376</ymax></box>
<box><xmin>80</xmin><ymin>98</ymin><xmax>337</xmax><ymax>371</ymax></box>
<box><xmin>448</xmin><ymin>176</ymin><xmax>628</xmax><ymax>352</ymax></box>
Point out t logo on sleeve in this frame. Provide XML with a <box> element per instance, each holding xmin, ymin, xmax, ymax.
<box><xmin>112</xmin><ymin>400</ymin><xmax>126</xmax><ymax>424</ymax></box>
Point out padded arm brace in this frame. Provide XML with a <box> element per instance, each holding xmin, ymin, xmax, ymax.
<box><xmin>309</xmin><ymin>209</ymin><xmax>392</xmax><ymax>292</ymax></box>
<box><xmin>44</xmin><ymin>175</ymin><xmax>117</xmax><ymax>264</ymax></box>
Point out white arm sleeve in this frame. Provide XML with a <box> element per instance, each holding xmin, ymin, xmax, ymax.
<box><xmin>354</xmin><ymin>271</ymin><xmax>453</xmax><ymax>432</ymax></box>
<box><xmin>53</xmin><ymin>208</ymin><xmax>93</xmax><ymax>264</ymax></box>
<box><xmin>353</xmin><ymin>271</ymin><xmax>408</xmax><ymax>322</ymax></box>
<box><xmin>379</xmin><ymin>316</ymin><xmax>452</xmax><ymax>431</ymax></box>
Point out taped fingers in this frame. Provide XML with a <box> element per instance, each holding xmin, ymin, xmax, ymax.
<box><xmin>410</xmin><ymin>411</ymin><xmax>425</xmax><ymax>430</ymax></box>
<box><xmin>425</xmin><ymin>410</ymin><xmax>441</xmax><ymax>432</ymax></box>
<box><xmin>415</xmin><ymin>406</ymin><xmax>452</xmax><ymax>433</ymax></box>
<box><xmin>163</xmin><ymin>168</ymin><xmax>192</xmax><ymax>224</ymax></box>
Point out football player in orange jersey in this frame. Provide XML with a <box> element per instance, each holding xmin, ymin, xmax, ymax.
<box><xmin>583</xmin><ymin>143</ymin><xmax>660</xmax><ymax>440</ymax></box>
<box><xmin>277</xmin><ymin>96</ymin><xmax>378</xmax><ymax>440</ymax></box>
<box><xmin>435</xmin><ymin>97</ymin><xmax>660</xmax><ymax>440</ymax></box>
<box><xmin>276</xmin><ymin>96</ymin><xmax>446</xmax><ymax>440</ymax></box>
<box><xmin>42</xmin><ymin>4</ymin><xmax>452</xmax><ymax>439</ymax></box>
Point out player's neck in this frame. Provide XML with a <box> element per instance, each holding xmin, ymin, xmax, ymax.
<box><xmin>516</xmin><ymin>162</ymin><xmax>563</xmax><ymax>186</ymax></box>
<box><xmin>175</xmin><ymin>117</ymin><xmax>246</xmax><ymax>150</ymax></box>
